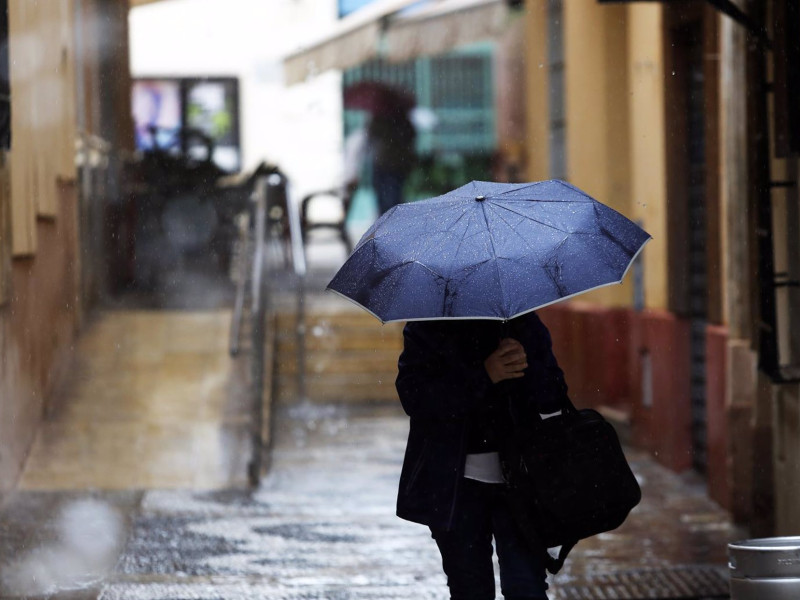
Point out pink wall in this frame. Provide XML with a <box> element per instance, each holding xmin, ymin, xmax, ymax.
<box><xmin>539</xmin><ymin>303</ymin><xmax>632</xmax><ymax>411</ymax></box>
<box><xmin>541</xmin><ymin>305</ymin><xmax>730</xmax><ymax>484</ymax></box>
<box><xmin>628</xmin><ymin>310</ymin><xmax>692</xmax><ymax>472</ymax></box>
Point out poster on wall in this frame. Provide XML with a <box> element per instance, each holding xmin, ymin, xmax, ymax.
<box><xmin>132</xmin><ymin>77</ymin><xmax>241</xmax><ymax>173</ymax></box>
<box><xmin>185</xmin><ymin>79</ymin><xmax>240</xmax><ymax>172</ymax></box>
<box><xmin>132</xmin><ymin>79</ymin><xmax>182</xmax><ymax>154</ymax></box>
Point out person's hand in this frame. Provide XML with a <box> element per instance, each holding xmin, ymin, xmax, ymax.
<box><xmin>484</xmin><ymin>338</ymin><xmax>528</xmax><ymax>383</ymax></box>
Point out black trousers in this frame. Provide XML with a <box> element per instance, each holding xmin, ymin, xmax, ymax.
<box><xmin>429</xmin><ymin>478</ymin><xmax>549</xmax><ymax>600</ymax></box>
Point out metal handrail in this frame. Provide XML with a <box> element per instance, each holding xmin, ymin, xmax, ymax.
<box><xmin>246</xmin><ymin>173</ymin><xmax>308</xmax><ymax>485</ymax></box>
<box><xmin>248</xmin><ymin>176</ymin><xmax>269</xmax><ymax>485</ymax></box>
<box><xmin>283</xmin><ymin>179</ymin><xmax>308</xmax><ymax>411</ymax></box>
<box><xmin>228</xmin><ymin>212</ymin><xmax>250</xmax><ymax>357</ymax></box>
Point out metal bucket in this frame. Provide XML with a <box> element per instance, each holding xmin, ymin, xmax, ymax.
<box><xmin>729</xmin><ymin>537</ymin><xmax>800</xmax><ymax>600</ymax></box>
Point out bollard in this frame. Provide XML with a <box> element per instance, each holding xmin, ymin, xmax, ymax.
<box><xmin>729</xmin><ymin>537</ymin><xmax>800</xmax><ymax>599</ymax></box>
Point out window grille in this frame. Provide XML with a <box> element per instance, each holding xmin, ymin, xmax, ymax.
<box><xmin>343</xmin><ymin>47</ymin><xmax>495</xmax><ymax>155</ymax></box>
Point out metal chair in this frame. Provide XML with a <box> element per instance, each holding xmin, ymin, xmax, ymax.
<box><xmin>300</xmin><ymin>182</ymin><xmax>357</xmax><ymax>255</ymax></box>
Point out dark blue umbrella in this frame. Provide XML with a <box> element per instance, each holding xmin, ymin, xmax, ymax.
<box><xmin>328</xmin><ymin>180</ymin><xmax>652</xmax><ymax>323</ymax></box>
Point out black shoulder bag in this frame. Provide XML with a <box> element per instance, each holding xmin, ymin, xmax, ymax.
<box><xmin>501</xmin><ymin>398</ymin><xmax>642</xmax><ymax>574</ymax></box>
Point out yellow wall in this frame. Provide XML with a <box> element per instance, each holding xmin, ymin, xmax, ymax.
<box><xmin>523</xmin><ymin>0</ymin><xmax>550</xmax><ymax>182</ymax></box>
<box><xmin>563</xmin><ymin>1</ymin><xmax>633</xmax><ymax>307</ymax></box>
<box><xmin>523</xmin><ymin>1</ymin><xmax>669</xmax><ymax>310</ymax></box>
<box><xmin>626</xmin><ymin>4</ymin><xmax>668</xmax><ymax>310</ymax></box>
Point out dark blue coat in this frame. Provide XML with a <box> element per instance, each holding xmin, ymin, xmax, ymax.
<box><xmin>394</xmin><ymin>312</ymin><xmax>568</xmax><ymax>531</ymax></box>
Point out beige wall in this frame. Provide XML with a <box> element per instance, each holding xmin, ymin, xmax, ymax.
<box><xmin>494</xmin><ymin>16</ymin><xmax>527</xmax><ymax>180</ymax></box>
<box><xmin>0</xmin><ymin>182</ymin><xmax>81</xmax><ymax>496</ymax></box>
<box><xmin>720</xmin><ymin>17</ymin><xmax>751</xmax><ymax>339</ymax></box>
<box><xmin>8</xmin><ymin>0</ymin><xmax>79</xmax><ymax>255</ymax></box>
<box><xmin>0</xmin><ymin>0</ymin><xmax>131</xmax><ymax>495</ymax></box>
<box><xmin>524</xmin><ymin>1</ymin><xmax>667</xmax><ymax>309</ymax></box>
<box><xmin>626</xmin><ymin>4</ymin><xmax>668</xmax><ymax>311</ymax></box>
<box><xmin>563</xmin><ymin>1</ymin><xmax>635</xmax><ymax>307</ymax></box>
<box><xmin>523</xmin><ymin>0</ymin><xmax>550</xmax><ymax>183</ymax></box>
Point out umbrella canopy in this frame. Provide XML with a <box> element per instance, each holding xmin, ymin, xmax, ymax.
<box><xmin>343</xmin><ymin>80</ymin><xmax>415</xmax><ymax>115</ymax></box>
<box><xmin>327</xmin><ymin>180</ymin><xmax>652</xmax><ymax>323</ymax></box>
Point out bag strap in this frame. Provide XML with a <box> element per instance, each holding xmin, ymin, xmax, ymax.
<box><xmin>558</xmin><ymin>393</ymin><xmax>578</xmax><ymax>415</ymax></box>
<box><xmin>509</xmin><ymin>496</ymin><xmax>577</xmax><ymax>575</ymax></box>
<box><xmin>545</xmin><ymin>540</ymin><xmax>577</xmax><ymax>575</ymax></box>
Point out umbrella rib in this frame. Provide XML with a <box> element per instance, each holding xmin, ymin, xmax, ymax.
<box><xmin>492</xmin><ymin>203</ymin><xmax>572</xmax><ymax>234</ymax></box>
<box><xmin>448</xmin><ymin>195</ymin><xmax>590</xmax><ymax>203</ymax></box>
<box><xmin>479</xmin><ymin>201</ymin><xmax>507</xmax><ymax>318</ymax></box>
<box><xmin>494</xmin><ymin>180</ymin><xmax>547</xmax><ymax>196</ymax></box>
<box><xmin>449</xmin><ymin>208</ymin><xmax>482</xmax><ymax>270</ymax></box>
<box><xmin>487</xmin><ymin>204</ymin><xmax>544</xmax><ymax>257</ymax></box>
<box><xmin>423</xmin><ymin>208</ymin><xmax>474</xmax><ymax>262</ymax></box>
<box><xmin>493</xmin><ymin>179</ymin><xmax>595</xmax><ymax>202</ymax></box>
<box><xmin>594</xmin><ymin>203</ymin><xmax>641</xmax><ymax>256</ymax></box>
<box><xmin>405</xmin><ymin>258</ymin><xmax>444</xmax><ymax>280</ymax></box>
<box><xmin>551</xmin><ymin>179</ymin><xmax>600</xmax><ymax>202</ymax></box>
<box><xmin>543</xmin><ymin>237</ymin><xmax>570</xmax><ymax>297</ymax></box>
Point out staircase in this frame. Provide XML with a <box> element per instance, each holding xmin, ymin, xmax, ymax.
<box><xmin>274</xmin><ymin>306</ymin><xmax>405</xmax><ymax>404</ymax></box>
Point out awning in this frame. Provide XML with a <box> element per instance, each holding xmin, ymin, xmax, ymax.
<box><xmin>385</xmin><ymin>0</ymin><xmax>509</xmax><ymax>63</ymax></box>
<box><xmin>283</xmin><ymin>0</ymin><xmax>420</xmax><ymax>86</ymax></box>
<box><xmin>283</xmin><ymin>0</ymin><xmax>512</xmax><ymax>85</ymax></box>
<box><xmin>129</xmin><ymin>0</ymin><xmax>177</xmax><ymax>6</ymax></box>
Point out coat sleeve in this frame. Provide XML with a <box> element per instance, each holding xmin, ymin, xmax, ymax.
<box><xmin>518</xmin><ymin>313</ymin><xmax>569</xmax><ymax>414</ymax></box>
<box><xmin>395</xmin><ymin>322</ymin><xmax>493</xmax><ymax>422</ymax></box>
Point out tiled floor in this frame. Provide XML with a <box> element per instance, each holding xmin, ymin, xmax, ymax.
<box><xmin>18</xmin><ymin>310</ymin><xmax>251</xmax><ymax>491</ymax></box>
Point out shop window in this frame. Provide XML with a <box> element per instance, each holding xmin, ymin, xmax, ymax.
<box><xmin>132</xmin><ymin>77</ymin><xmax>241</xmax><ymax>173</ymax></box>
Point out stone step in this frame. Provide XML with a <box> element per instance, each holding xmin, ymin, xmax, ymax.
<box><xmin>277</xmin><ymin>352</ymin><xmax>399</xmax><ymax>375</ymax></box>
<box><xmin>277</xmin><ymin>334</ymin><xmax>403</xmax><ymax>353</ymax></box>
<box><xmin>273</xmin><ymin>306</ymin><xmax>403</xmax><ymax>405</ymax></box>
<box><xmin>276</xmin><ymin>375</ymin><xmax>399</xmax><ymax>403</ymax></box>
<box><xmin>276</xmin><ymin>311</ymin><xmax>397</xmax><ymax>330</ymax></box>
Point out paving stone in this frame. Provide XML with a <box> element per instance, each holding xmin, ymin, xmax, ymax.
<box><xmin>0</xmin><ymin>273</ymin><xmax>743</xmax><ymax>599</ymax></box>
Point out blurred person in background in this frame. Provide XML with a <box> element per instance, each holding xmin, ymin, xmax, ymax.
<box><xmin>367</xmin><ymin>104</ymin><xmax>416</xmax><ymax>215</ymax></box>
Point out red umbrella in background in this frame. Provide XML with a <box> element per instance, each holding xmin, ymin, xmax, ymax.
<box><xmin>343</xmin><ymin>80</ymin><xmax>415</xmax><ymax>115</ymax></box>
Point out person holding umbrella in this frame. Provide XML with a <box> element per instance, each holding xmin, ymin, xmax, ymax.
<box><xmin>395</xmin><ymin>314</ymin><xmax>566</xmax><ymax>599</ymax></box>
<box><xmin>327</xmin><ymin>179</ymin><xmax>651</xmax><ymax>600</ymax></box>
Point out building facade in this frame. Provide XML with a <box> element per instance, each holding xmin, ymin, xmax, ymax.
<box><xmin>522</xmin><ymin>0</ymin><xmax>800</xmax><ymax>535</ymax></box>
<box><xmin>0</xmin><ymin>0</ymin><xmax>133</xmax><ymax>496</ymax></box>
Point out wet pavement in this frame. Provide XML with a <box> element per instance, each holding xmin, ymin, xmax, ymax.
<box><xmin>1</xmin><ymin>397</ymin><xmax>740</xmax><ymax>599</ymax></box>
<box><xmin>18</xmin><ymin>310</ymin><xmax>250</xmax><ymax>491</ymax></box>
<box><xmin>0</xmin><ymin>256</ymin><xmax>743</xmax><ymax>599</ymax></box>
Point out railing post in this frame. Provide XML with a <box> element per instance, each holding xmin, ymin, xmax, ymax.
<box><xmin>284</xmin><ymin>180</ymin><xmax>308</xmax><ymax>404</ymax></box>
<box><xmin>248</xmin><ymin>176</ymin><xmax>268</xmax><ymax>486</ymax></box>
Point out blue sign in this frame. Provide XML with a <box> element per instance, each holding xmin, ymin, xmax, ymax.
<box><xmin>339</xmin><ymin>0</ymin><xmax>375</xmax><ymax>17</ymax></box>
